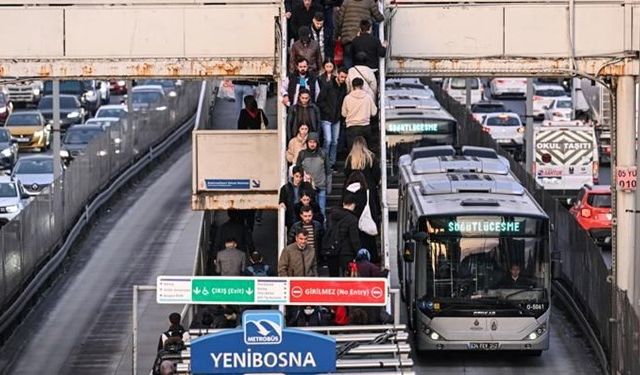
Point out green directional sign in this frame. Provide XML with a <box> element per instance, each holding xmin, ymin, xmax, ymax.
<box><xmin>192</xmin><ymin>278</ymin><xmax>256</xmax><ymax>303</ymax></box>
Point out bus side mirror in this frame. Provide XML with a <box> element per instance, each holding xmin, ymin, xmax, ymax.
<box><xmin>403</xmin><ymin>241</ymin><xmax>415</xmax><ymax>263</ymax></box>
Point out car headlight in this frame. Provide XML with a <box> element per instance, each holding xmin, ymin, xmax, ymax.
<box><xmin>168</xmin><ymin>91</ymin><xmax>177</xmax><ymax>97</ymax></box>
<box><xmin>517</xmin><ymin>127</ymin><xmax>525</xmax><ymax>133</ymax></box>
<box><xmin>114</xmin><ymin>138</ymin><xmax>122</xmax><ymax>144</ymax></box>
<box><xmin>5</xmin><ymin>204</ymin><xmax>19</xmax><ymax>213</ymax></box>
<box><xmin>60</xmin><ymin>149</ymin><xmax>70</xmax><ymax>158</ymax></box>
<box><xmin>1</xmin><ymin>147</ymin><xmax>12</xmax><ymax>157</ymax></box>
<box><xmin>97</xmin><ymin>150</ymin><xmax>107</xmax><ymax>157</ymax></box>
<box><xmin>32</xmin><ymin>88</ymin><xmax>40</xmax><ymax>96</ymax></box>
<box><xmin>155</xmin><ymin>105</ymin><xmax>167</xmax><ymax>111</ymax></box>
<box><xmin>33</xmin><ymin>130</ymin><xmax>43</xmax><ymax>138</ymax></box>
<box><xmin>67</xmin><ymin>111</ymin><xmax>80</xmax><ymax>119</ymax></box>
<box><xmin>525</xmin><ymin>323</ymin><xmax>547</xmax><ymax>340</ymax></box>
<box><xmin>0</xmin><ymin>107</ymin><xmax>6</xmax><ymax>114</ymax></box>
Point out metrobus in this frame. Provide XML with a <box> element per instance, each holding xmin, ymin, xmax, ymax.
<box><xmin>385</xmin><ymin>92</ymin><xmax>458</xmax><ymax>211</ymax></box>
<box><xmin>397</xmin><ymin>145</ymin><xmax>551</xmax><ymax>354</ymax></box>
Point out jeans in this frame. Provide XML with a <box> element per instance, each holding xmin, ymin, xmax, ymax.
<box><xmin>321</xmin><ymin>120</ymin><xmax>340</xmax><ymax>167</ymax></box>
<box><xmin>317</xmin><ymin>188</ymin><xmax>327</xmax><ymax>218</ymax></box>
<box><xmin>234</xmin><ymin>84</ymin><xmax>255</xmax><ymax>116</ymax></box>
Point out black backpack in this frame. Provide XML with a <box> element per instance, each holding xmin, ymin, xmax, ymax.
<box><xmin>321</xmin><ymin>216</ymin><xmax>347</xmax><ymax>258</ymax></box>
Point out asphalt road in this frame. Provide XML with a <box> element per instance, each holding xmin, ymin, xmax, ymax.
<box><xmin>0</xmin><ymin>140</ymin><xmax>199</xmax><ymax>374</ymax></box>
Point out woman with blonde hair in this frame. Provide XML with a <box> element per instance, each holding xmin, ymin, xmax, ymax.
<box><xmin>344</xmin><ymin>136</ymin><xmax>381</xmax><ymax>232</ymax></box>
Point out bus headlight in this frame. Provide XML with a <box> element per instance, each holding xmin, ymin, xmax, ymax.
<box><xmin>422</xmin><ymin>325</ymin><xmax>443</xmax><ymax>341</ymax></box>
<box><xmin>430</xmin><ymin>332</ymin><xmax>440</xmax><ymax>341</ymax></box>
<box><xmin>525</xmin><ymin>323</ymin><xmax>546</xmax><ymax>340</ymax></box>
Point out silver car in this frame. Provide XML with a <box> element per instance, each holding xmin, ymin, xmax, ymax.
<box><xmin>11</xmin><ymin>155</ymin><xmax>61</xmax><ymax>196</ymax></box>
<box><xmin>0</xmin><ymin>176</ymin><xmax>31</xmax><ymax>225</ymax></box>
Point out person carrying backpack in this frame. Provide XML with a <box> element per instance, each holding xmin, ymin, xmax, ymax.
<box><xmin>243</xmin><ymin>251</ymin><xmax>276</xmax><ymax>276</ymax></box>
<box><xmin>157</xmin><ymin>312</ymin><xmax>190</xmax><ymax>352</ymax></box>
<box><xmin>322</xmin><ymin>194</ymin><xmax>360</xmax><ymax>277</ymax></box>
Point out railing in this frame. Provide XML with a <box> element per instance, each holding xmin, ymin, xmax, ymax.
<box><xmin>0</xmin><ymin>81</ymin><xmax>201</xmax><ymax>323</ymax></box>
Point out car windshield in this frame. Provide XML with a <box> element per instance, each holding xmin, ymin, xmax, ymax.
<box><xmin>87</xmin><ymin>119</ymin><xmax>116</xmax><ymax>127</ymax></box>
<box><xmin>486</xmin><ymin>116</ymin><xmax>521</xmax><ymax>126</ymax></box>
<box><xmin>132</xmin><ymin>91</ymin><xmax>163</xmax><ymax>104</ymax></box>
<box><xmin>82</xmin><ymin>80</ymin><xmax>95</xmax><ymax>90</ymax></box>
<box><xmin>556</xmin><ymin>100</ymin><xmax>572</xmax><ymax>108</ymax></box>
<box><xmin>450</xmin><ymin>78</ymin><xmax>480</xmax><ymax>90</ymax></box>
<box><xmin>588</xmin><ymin>193</ymin><xmax>611</xmax><ymax>208</ymax></box>
<box><xmin>45</xmin><ymin>80</ymin><xmax>83</xmax><ymax>93</ymax></box>
<box><xmin>535</xmin><ymin>89</ymin><xmax>566</xmax><ymax>97</ymax></box>
<box><xmin>139</xmin><ymin>80</ymin><xmax>174</xmax><ymax>89</ymax></box>
<box><xmin>472</xmin><ymin>104</ymin><xmax>506</xmax><ymax>113</ymax></box>
<box><xmin>6</xmin><ymin>113</ymin><xmax>41</xmax><ymax>126</ymax></box>
<box><xmin>0</xmin><ymin>182</ymin><xmax>17</xmax><ymax>198</ymax></box>
<box><xmin>0</xmin><ymin>130</ymin><xmax>11</xmax><ymax>142</ymax></box>
<box><xmin>96</xmin><ymin>108</ymin><xmax>125</xmax><ymax>118</ymax></box>
<box><xmin>64</xmin><ymin>128</ymin><xmax>102</xmax><ymax>144</ymax></box>
<box><xmin>15</xmin><ymin>159</ymin><xmax>53</xmax><ymax>174</ymax></box>
<box><xmin>38</xmin><ymin>97</ymin><xmax>78</xmax><ymax>109</ymax></box>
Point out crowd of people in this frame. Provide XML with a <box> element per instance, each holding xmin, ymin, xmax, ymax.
<box><xmin>154</xmin><ymin>2</ymin><xmax>389</xmax><ymax>371</ymax></box>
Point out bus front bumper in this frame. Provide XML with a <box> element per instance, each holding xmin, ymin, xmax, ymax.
<box><xmin>417</xmin><ymin>333</ymin><xmax>550</xmax><ymax>352</ymax></box>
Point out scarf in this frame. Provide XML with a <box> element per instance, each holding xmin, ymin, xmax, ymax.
<box><xmin>312</xmin><ymin>26</ymin><xmax>325</xmax><ymax>61</ymax></box>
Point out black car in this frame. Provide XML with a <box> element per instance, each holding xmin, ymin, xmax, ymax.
<box><xmin>37</xmin><ymin>95</ymin><xmax>86</xmax><ymax>130</ymax></box>
<box><xmin>60</xmin><ymin>124</ymin><xmax>107</xmax><ymax>162</ymax></box>
<box><xmin>43</xmin><ymin>80</ymin><xmax>101</xmax><ymax>115</ymax></box>
<box><xmin>0</xmin><ymin>128</ymin><xmax>18</xmax><ymax>170</ymax></box>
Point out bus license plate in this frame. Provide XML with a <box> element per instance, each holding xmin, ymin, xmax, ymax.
<box><xmin>468</xmin><ymin>342</ymin><xmax>499</xmax><ymax>350</ymax></box>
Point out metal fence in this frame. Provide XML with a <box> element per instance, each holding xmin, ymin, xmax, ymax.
<box><xmin>0</xmin><ymin>82</ymin><xmax>201</xmax><ymax>312</ymax></box>
<box><xmin>428</xmin><ymin>82</ymin><xmax>615</xmax><ymax>365</ymax></box>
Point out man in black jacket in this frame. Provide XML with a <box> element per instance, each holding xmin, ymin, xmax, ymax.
<box><xmin>327</xmin><ymin>194</ymin><xmax>360</xmax><ymax>276</ymax></box>
<box><xmin>317</xmin><ymin>67</ymin><xmax>348</xmax><ymax>169</ymax></box>
<box><xmin>350</xmin><ymin>19</ymin><xmax>387</xmax><ymax>70</ymax></box>
<box><xmin>310</xmin><ymin>12</ymin><xmax>333</xmax><ymax>61</ymax></box>
<box><xmin>286</xmin><ymin>88</ymin><xmax>322</xmax><ymax>141</ymax></box>
<box><xmin>279</xmin><ymin>166</ymin><xmax>315</xmax><ymax>230</ymax></box>
<box><xmin>281</xmin><ymin>58</ymin><xmax>321</xmax><ymax>108</ymax></box>
<box><xmin>291</xmin><ymin>0</ymin><xmax>323</xmax><ymax>42</ymax></box>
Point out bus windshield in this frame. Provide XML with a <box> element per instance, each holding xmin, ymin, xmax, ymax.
<box><xmin>418</xmin><ymin>215</ymin><xmax>550</xmax><ymax>314</ymax></box>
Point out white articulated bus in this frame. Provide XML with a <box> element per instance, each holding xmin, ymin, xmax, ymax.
<box><xmin>397</xmin><ymin>145</ymin><xmax>551</xmax><ymax>355</ymax></box>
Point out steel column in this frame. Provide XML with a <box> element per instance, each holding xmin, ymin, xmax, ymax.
<box><xmin>525</xmin><ymin>78</ymin><xmax>534</xmax><ymax>173</ymax></box>
<box><xmin>52</xmin><ymin>79</ymin><xmax>62</xmax><ymax>182</ymax></box>
<box><xmin>614</xmin><ymin>76</ymin><xmax>636</xmax><ymax>300</ymax></box>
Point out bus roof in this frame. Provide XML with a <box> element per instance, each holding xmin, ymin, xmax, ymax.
<box><xmin>398</xmin><ymin>146</ymin><xmax>511</xmax><ymax>177</ymax></box>
<box><xmin>386</xmin><ymin>106</ymin><xmax>455</xmax><ymax>122</ymax></box>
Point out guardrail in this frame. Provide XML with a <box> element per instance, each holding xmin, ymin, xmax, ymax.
<box><xmin>427</xmin><ymin>80</ymin><xmax>612</xmax><ymax>373</ymax></box>
<box><xmin>0</xmin><ymin>81</ymin><xmax>203</xmax><ymax>336</ymax></box>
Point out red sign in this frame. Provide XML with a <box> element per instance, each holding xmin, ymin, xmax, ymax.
<box><xmin>288</xmin><ymin>278</ymin><xmax>388</xmax><ymax>306</ymax></box>
<box><xmin>616</xmin><ymin>166</ymin><xmax>637</xmax><ymax>192</ymax></box>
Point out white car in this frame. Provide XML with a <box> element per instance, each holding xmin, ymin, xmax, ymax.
<box><xmin>489</xmin><ymin>77</ymin><xmax>527</xmax><ymax>98</ymax></box>
<box><xmin>470</xmin><ymin>101</ymin><xmax>508</xmax><ymax>123</ymax></box>
<box><xmin>481</xmin><ymin>112</ymin><xmax>525</xmax><ymax>159</ymax></box>
<box><xmin>130</xmin><ymin>85</ymin><xmax>167</xmax><ymax>112</ymax></box>
<box><xmin>0</xmin><ymin>176</ymin><xmax>31</xmax><ymax>225</ymax></box>
<box><xmin>533</xmin><ymin>84</ymin><xmax>567</xmax><ymax>120</ymax></box>
<box><xmin>95</xmin><ymin>104</ymin><xmax>127</xmax><ymax>119</ymax></box>
<box><xmin>543</xmin><ymin>97</ymin><xmax>573</xmax><ymax>121</ymax></box>
<box><xmin>442</xmin><ymin>77</ymin><xmax>483</xmax><ymax>105</ymax></box>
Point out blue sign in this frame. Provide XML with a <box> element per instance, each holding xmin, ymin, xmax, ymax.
<box><xmin>205</xmin><ymin>179</ymin><xmax>250</xmax><ymax>190</ymax></box>
<box><xmin>191</xmin><ymin>310</ymin><xmax>336</xmax><ymax>374</ymax></box>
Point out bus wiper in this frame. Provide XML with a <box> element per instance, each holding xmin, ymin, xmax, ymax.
<box><xmin>503</xmin><ymin>288</ymin><xmax>546</xmax><ymax>300</ymax></box>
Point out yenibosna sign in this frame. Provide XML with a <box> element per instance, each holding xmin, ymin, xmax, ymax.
<box><xmin>191</xmin><ymin>310</ymin><xmax>336</xmax><ymax>374</ymax></box>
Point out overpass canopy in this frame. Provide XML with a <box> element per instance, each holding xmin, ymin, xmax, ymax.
<box><xmin>387</xmin><ymin>0</ymin><xmax>639</xmax><ymax>76</ymax></box>
<box><xmin>0</xmin><ymin>0</ymin><xmax>280</xmax><ymax>79</ymax></box>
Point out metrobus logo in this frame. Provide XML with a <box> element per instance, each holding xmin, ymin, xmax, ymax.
<box><xmin>243</xmin><ymin>311</ymin><xmax>283</xmax><ymax>345</ymax></box>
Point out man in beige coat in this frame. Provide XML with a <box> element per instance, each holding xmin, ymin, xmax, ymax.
<box><xmin>278</xmin><ymin>227</ymin><xmax>318</xmax><ymax>277</ymax></box>
<box><xmin>341</xmin><ymin>77</ymin><xmax>377</xmax><ymax>150</ymax></box>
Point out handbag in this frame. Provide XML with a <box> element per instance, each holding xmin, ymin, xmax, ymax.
<box><xmin>334</xmin><ymin>40</ymin><xmax>344</xmax><ymax>67</ymax></box>
<box><xmin>260</xmin><ymin>110</ymin><xmax>266</xmax><ymax>130</ymax></box>
<box><xmin>358</xmin><ymin>190</ymin><xmax>378</xmax><ymax>236</ymax></box>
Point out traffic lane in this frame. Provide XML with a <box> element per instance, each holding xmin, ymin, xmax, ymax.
<box><xmin>599</xmin><ymin>166</ymin><xmax>611</xmax><ymax>186</ymax></box>
<box><xmin>0</xmin><ymin>141</ymin><xmax>196</xmax><ymax>374</ymax></box>
<box><xmin>388</xmin><ymin>220</ymin><xmax>603</xmax><ymax>374</ymax></box>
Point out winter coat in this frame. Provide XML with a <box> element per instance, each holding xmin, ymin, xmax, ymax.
<box><xmin>341</xmin><ymin>89</ymin><xmax>378</xmax><ymax>127</ymax></box>
<box><xmin>237</xmin><ymin>109</ymin><xmax>268</xmax><ymax>130</ymax></box>
<box><xmin>287</xmin><ymin>135</ymin><xmax>308</xmax><ymax>164</ymax></box>
<box><xmin>289</xmin><ymin>39</ymin><xmax>323</xmax><ymax>74</ymax></box>
<box><xmin>278</xmin><ymin>242</ymin><xmax>318</xmax><ymax>277</ymax></box>
<box><xmin>351</xmin><ymin>33</ymin><xmax>386</xmax><ymax>70</ymax></box>
<box><xmin>287</xmin><ymin>103</ymin><xmax>322</xmax><ymax>141</ymax></box>
<box><xmin>293</xmin><ymin>202</ymin><xmax>325</xmax><ymax>224</ymax></box>
<box><xmin>281</xmin><ymin>72</ymin><xmax>321</xmax><ymax>107</ymax></box>
<box><xmin>317</xmin><ymin>77</ymin><xmax>348</xmax><ymax>122</ymax></box>
<box><xmin>291</xmin><ymin>3</ymin><xmax>323</xmax><ymax>40</ymax></box>
<box><xmin>356</xmin><ymin>259</ymin><xmax>388</xmax><ymax>277</ymax></box>
<box><xmin>347</xmin><ymin>65</ymin><xmax>377</xmax><ymax>99</ymax></box>
<box><xmin>335</xmin><ymin>0</ymin><xmax>384</xmax><ymax>44</ymax></box>
<box><xmin>344</xmin><ymin>157</ymin><xmax>381</xmax><ymax>220</ymax></box>
<box><xmin>296</xmin><ymin>147</ymin><xmax>330</xmax><ymax>189</ymax></box>
<box><xmin>288</xmin><ymin>220</ymin><xmax>324</xmax><ymax>253</ymax></box>
<box><xmin>279</xmin><ymin>181</ymin><xmax>316</xmax><ymax>228</ymax></box>
<box><xmin>214</xmin><ymin>247</ymin><xmax>247</xmax><ymax>276</ymax></box>
<box><xmin>328</xmin><ymin>207</ymin><xmax>360</xmax><ymax>259</ymax></box>
<box><xmin>311</xmin><ymin>24</ymin><xmax>333</xmax><ymax>61</ymax></box>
